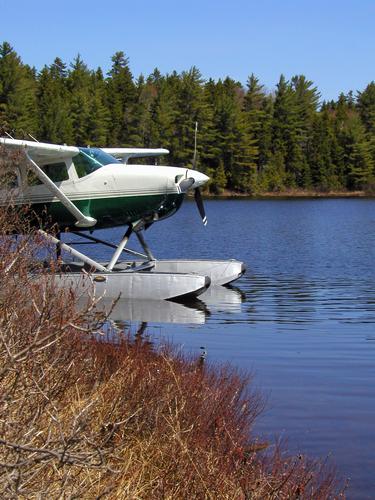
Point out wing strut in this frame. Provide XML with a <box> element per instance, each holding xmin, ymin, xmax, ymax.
<box><xmin>26</xmin><ymin>153</ymin><xmax>97</xmax><ymax>228</ymax></box>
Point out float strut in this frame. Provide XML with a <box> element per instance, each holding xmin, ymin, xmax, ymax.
<box><xmin>70</xmin><ymin>231</ymin><xmax>147</xmax><ymax>259</ymax></box>
<box><xmin>135</xmin><ymin>230</ymin><xmax>156</xmax><ymax>261</ymax></box>
<box><xmin>107</xmin><ymin>226</ymin><xmax>133</xmax><ymax>271</ymax></box>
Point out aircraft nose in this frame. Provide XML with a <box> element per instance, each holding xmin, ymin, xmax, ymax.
<box><xmin>189</xmin><ymin>169</ymin><xmax>210</xmax><ymax>188</ymax></box>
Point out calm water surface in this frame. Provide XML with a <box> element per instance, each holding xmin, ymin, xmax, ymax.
<box><xmin>68</xmin><ymin>199</ymin><xmax>375</xmax><ymax>498</ymax></box>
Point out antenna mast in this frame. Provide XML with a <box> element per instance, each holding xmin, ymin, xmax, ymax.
<box><xmin>193</xmin><ymin>121</ymin><xmax>198</xmax><ymax>168</ymax></box>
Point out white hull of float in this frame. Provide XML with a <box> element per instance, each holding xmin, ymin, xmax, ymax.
<box><xmin>112</xmin><ymin>259</ymin><xmax>246</xmax><ymax>286</ymax></box>
<box><xmin>40</xmin><ymin>270</ymin><xmax>210</xmax><ymax>301</ymax></box>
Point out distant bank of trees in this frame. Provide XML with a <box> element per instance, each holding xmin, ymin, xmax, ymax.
<box><xmin>1</xmin><ymin>41</ymin><xmax>374</xmax><ymax>194</ymax></box>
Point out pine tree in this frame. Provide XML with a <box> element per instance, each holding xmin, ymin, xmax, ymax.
<box><xmin>67</xmin><ymin>55</ymin><xmax>92</xmax><ymax>145</ymax></box>
<box><xmin>357</xmin><ymin>82</ymin><xmax>375</xmax><ymax>167</ymax></box>
<box><xmin>242</xmin><ymin>74</ymin><xmax>262</xmax><ymax>165</ymax></box>
<box><xmin>149</xmin><ymin>71</ymin><xmax>180</xmax><ymax>160</ymax></box>
<box><xmin>106</xmin><ymin>52</ymin><xmax>136</xmax><ymax>146</ymax></box>
<box><xmin>357</xmin><ymin>82</ymin><xmax>375</xmax><ymax>135</ymax></box>
<box><xmin>208</xmin><ymin>77</ymin><xmax>257</xmax><ymax>192</ymax></box>
<box><xmin>86</xmin><ymin>68</ymin><xmax>110</xmax><ymax>145</ymax></box>
<box><xmin>244</xmin><ymin>73</ymin><xmax>265</xmax><ymax>112</ymax></box>
<box><xmin>0</xmin><ymin>42</ymin><xmax>38</xmax><ymax>136</ymax></box>
<box><xmin>206</xmin><ymin>159</ymin><xmax>227</xmax><ymax>194</ymax></box>
<box><xmin>199</xmin><ymin>79</ymin><xmax>221</xmax><ymax>173</ymax></box>
<box><xmin>270</xmin><ymin>74</ymin><xmax>319</xmax><ymax>189</ymax></box>
<box><xmin>333</xmin><ymin>94</ymin><xmax>374</xmax><ymax>189</ymax></box>
<box><xmin>271</xmin><ymin>74</ymin><xmax>293</xmax><ymax>187</ymax></box>
<box><xmin>344</xmin><ymin>115</ymin><xmax>374</xmax><ymax>189</ymax></box>
<box><xmin>307</xmin><ymin>109</ymin><xmax>339</xmax><ymax>190</ymax></box>
<box><xmin>127</xmin><ymin>74</ymin><xmax>155</xmax><ymax>147</ymax></box>
<box><xmin>173</xmin><ymin>67</ymin><xmax>210</xmax><ymax>167</ymax></box>
<box><xmin>289</xmin><ymin>75</ymin><xmax>320</xmax><ymax>187</ymax></box>
<box><xmin>37</xmin><ymin>57</ymin><xmax>73</xmax><ymax>143</ymax></box>
<box><xmin>257</xmin><ymin>95</ymin><xmax>273</xmax><ymax>175</ymax></box>
<box><xmin>243</xmin><ymin>73</ymin><xmax>273</xmax><ymax>190</ymax></box>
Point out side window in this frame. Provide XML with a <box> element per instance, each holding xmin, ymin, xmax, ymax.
<box><xmin>73</xmin><ymin>152</ymin><xmax>102</xmax><ymax>178</ymax></box>
<box><xmin>72</xmin><ymin>153</ymin><xmax>89</xmax><ymax>178</ymax></box>
<box><xmin>43</xmin><ymin>162</ymin><xmax>69</xmax><ymax>182</ymax></box>
<box><xmin>0</xmin><ymin>170</ymin><xmax>19</xmax><ymax>189</ymax></box>
<box><xmin>27</xmin><ymin>162</ymin><xmax>69</xmax><ymax>186</ymax></box>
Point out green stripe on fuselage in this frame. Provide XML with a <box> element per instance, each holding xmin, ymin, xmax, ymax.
<box><xmin>31</xmin><ymin>193</ymin><xmax>185</xmax><ymax>230</ymax></box>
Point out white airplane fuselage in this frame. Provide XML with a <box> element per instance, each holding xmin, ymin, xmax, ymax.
<box><xmin>1</xmin><ymin>155</ymin><xmax>208</xmax><ymax>230</ymax></box>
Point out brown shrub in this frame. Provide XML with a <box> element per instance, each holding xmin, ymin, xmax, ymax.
<box><xmin>0</xmin><ymin>200</ymin><xmax>344</xmax><ymax>498</ymax></box>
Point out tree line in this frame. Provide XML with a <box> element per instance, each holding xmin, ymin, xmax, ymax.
<box><xmin>1</xmin><ymin>41</ymin><xmax>374</xmax><ymax>194</ymax></box>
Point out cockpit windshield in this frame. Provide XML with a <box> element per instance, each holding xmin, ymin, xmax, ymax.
<box><xmin>73</xmin><ymin>147</ymin><xmax>121</xmax><ymax>178</ymax></box>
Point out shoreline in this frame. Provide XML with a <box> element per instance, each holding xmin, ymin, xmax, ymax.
<box><xmin>203</xmin><ymin>189</ymin><xmax>369</xmax><ymax>199</ymax></box>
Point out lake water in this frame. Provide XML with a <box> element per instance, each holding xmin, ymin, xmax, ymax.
<box><xmin>68</xmin><ymin>199</ymin><xmax>375</xmax><ymax>498</ymax></box>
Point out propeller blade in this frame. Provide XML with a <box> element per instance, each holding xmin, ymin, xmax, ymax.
<box><xmin>194</xmin><ymin>187</ymin><xmax>207</xmax><ymax>226</ymax></box>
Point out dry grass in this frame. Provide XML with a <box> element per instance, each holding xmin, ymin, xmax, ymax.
<box><xmin>0</xmin><ymin>163</ymin><xmax>344</xmax><ymax>497</ymax></box>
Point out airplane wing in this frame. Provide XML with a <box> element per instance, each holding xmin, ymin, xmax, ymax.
<box><xmin>0</xmin><ymin>137</ymin><xmax>79</xmax><ymax>164</ymax></box>
<box><xmin>0</xmin><ymin>139</ymin><xmax>169</xmax><ymax>164</ymax></box>
<box><xmin>101</xmin><ymin>148</ymin><xmax>169</xmax><ymax>164</ymax></box>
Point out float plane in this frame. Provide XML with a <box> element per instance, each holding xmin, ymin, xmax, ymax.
<box><xmin>0</xmin><ymin>137</ymin><xmax>245</xmax><ymax>300</ymax></box>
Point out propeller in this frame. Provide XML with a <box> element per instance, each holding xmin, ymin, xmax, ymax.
<box><xmin>191</xmin><ymin>122</ymin><xmax>207</xmax><ymax>225</ymax></box>
<box><xmin>176</xmin><ymin>164</ymin><xmax>208</xmax><ymax>226</ymax></box>
<box><xmin>194</xmin><ymin>187</ymin><xmax>207</xmax><ymax>226</ymax></box>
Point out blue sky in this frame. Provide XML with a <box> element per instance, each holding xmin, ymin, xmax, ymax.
<box><xmin>1</xmin><ymin>0</ymin><xmax>373</xmax><ymax>100</ymax></box>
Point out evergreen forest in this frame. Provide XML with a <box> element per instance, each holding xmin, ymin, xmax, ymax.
<box><xmin>1</xmin><ymin>41</ymin><xmax>374</xmax><ymax>194</ymax></box>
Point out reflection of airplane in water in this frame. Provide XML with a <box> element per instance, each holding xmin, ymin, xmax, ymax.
<box><xmin>199</xmin><ymin>285</ymin><xmax>245</xmax><ymax>314</ymax></box>
<box><xmin>79</xmin><ymin>296</ymin><xmax>208</xmax><ymax>326</ymax></box>
<box><xmin>79</xmin><ymin>285</ymin><xmax>245</xmax><ymax>330</ymax></box>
